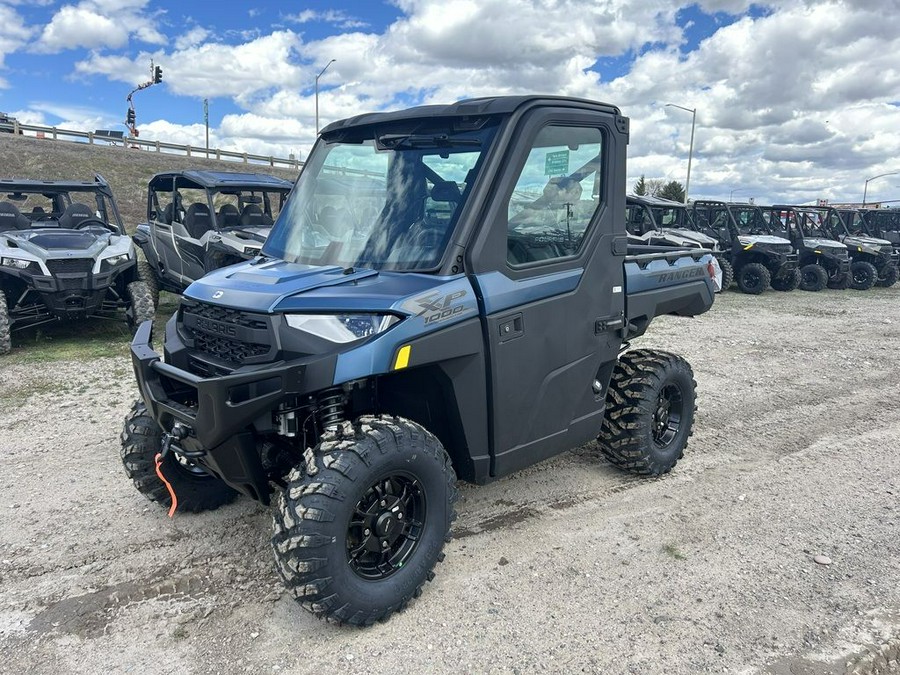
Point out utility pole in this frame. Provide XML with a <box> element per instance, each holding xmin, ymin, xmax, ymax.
<box><xmin>666</xmin><ymin>103</ymin><xmax>697</xmax><ymax>204</ymax></box>
<box><xmin>204</xmin><ymin>98</ymin><xmax>209</xmax><ymax>155</ymax></box>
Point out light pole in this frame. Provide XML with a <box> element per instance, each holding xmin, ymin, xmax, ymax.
<box><xmin>729</xmin><ymin>187</ymin><xmax>749</xmax><ymax>202</ymax></box>
<box><xmin>315</xmin><ymin>59</ymin><xmax>336</xmax><ymax>136</ymax></box>
<box><xmin>666</xmin><ymin>103</ymin><xmax>697</xmax><ymax>204</ymax></box>
<box><xmin>203</xmin><ymin>98</ymin><xmax>209</xmax><ymax>155</ymax></box>
<box><xmin>863</xmin><ymin>171</ymin><xmax>899</xmax><ymax>206</ymax></box>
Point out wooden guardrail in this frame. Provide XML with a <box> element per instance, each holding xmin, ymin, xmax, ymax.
<box><xmin>6</xmin><ymin>121</ymin><xmax>304</xmax><ymax>171</ymax></box>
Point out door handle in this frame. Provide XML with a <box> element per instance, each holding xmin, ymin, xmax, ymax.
<box><xmin>498</xmin><ymin>313</ymin><xmax>524</xmax><ymax>343</ymax></box>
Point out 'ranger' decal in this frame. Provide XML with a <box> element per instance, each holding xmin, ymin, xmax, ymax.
<box><xmin>654</xmin><ymin>267</ymin><xmax>707</xmax><ymax>284</ymax></box>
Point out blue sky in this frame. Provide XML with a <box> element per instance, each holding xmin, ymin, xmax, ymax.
<box><xmin>1</xmin><ymin>0</ymin><xmax>900</xmax><ymax>204</ymax></box>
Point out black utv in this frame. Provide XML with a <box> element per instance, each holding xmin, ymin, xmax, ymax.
<box><xmin>688</xmin><ymin>200</ymin><xmax>799</xmax><ymax>294</ymax></box>
<box><xmin>765</xmin><ymin>206</ymin><xmax>851</xmax><ymax>291</ymax></box>
<box><xmin>0</xmin><ymin>175</ymin><xmax>154</xmax><ymax>354</ymax></box>
<box><xmin>862</xmin><ymin>208</ymin><xmax>900</xmax><ymax>254</ymax></box>
<box><xmin>133</xmin><ymin>170</ymin><xmax>293</xmax><ymax>306</ymax></box>
<box><xmin>820</xmin><ymin>207</ymin><xmax>898</xmax><ymax>288</ymax></box>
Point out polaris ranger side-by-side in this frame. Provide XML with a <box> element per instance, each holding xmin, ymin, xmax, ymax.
<box><xmin>133</xmin><ymin>171</ymin><xmax>294</xmax><ymax>306</ymax></box>
<box><xmin>688</xmin><ymin>200</ymin><xmax>798</xmax><ymax>294</ymax></box>
<box><xmin>0</xmin><ymin>175</ymin><xmax>154</xmax><ymax>354</ymax></box>
<box><xmin>863</xmin><ymin>208</ymin><xmax>900</xmax><ymax>255</ymax></box>
<box><xmin>625</xmin><ymin>194</ymin><xmax>732</xmax><ymax>290</ymax></box>
<box><xmin>766</xmin><ymin>206</ymin><xmax>851</xmax><ymax>291</ymax></box>
<box><xmin>821</xmin><ymin>207</ymin><xmax>898</xmax><ymax>288</ymax></box>
<box><xmin>121</xmin><ymin>96</ymin><xmax>716</xmax><ymax>626</ymax></box>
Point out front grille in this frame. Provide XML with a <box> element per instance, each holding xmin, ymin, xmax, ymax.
<box><xmin>181</xmin><ymin>300</ymin><xmax>273</xmax><ymax>366</ymax></box>
<box><xmin>46</xmin><ymin>258</ymin><xmax>93</xmax><ymax>274</ymax></box>
<box><xmin>773</xmin><ymin>244</ymin><xmax>793</xmax><ymax>254</ymax></box>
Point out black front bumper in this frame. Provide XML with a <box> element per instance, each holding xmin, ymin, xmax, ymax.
<box><xmin>7</xmin><ymin>263</ymin><xmax>130</xmax><ymax>318</ymax></box>
<box><xmin>130</xmin><ymin>320</ymin><xmax>337</xmax><ymax>502</ymax></box>
<box><xmin>771</xmin><ymin>252</ymin><xmax>799</xmax><ymax>278</ymax></box>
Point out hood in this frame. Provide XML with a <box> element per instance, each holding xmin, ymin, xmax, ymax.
<box><xmin>2</xmin><ymin>228</ymin><xmax>116</xmax><ymax>258</ymax></box>
<box><xmin>803</xmin><ymin>237</ymin><xmax>847</xmax><ymax>250</ymax></box>
<box><xmin>737</xmin><ymin>234</ymin><xmax>792</xmax><ymax>246</ymax></box>
<box><xmin>842</xmin><ymin>235</ymin><xmax>893</xmax><ymax>250</ymax></box>
<box><xmin>185</xmin><ymin>258</ymin><xmax>451</xmax><ymax>314</ymax></box>
<box><xmin>661</xmin><ymin>228</ymin><xmax>718</xmax><ymax>247</ymax></box>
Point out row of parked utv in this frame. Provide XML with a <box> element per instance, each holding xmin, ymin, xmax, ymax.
<box><xmin>0</xmin><ymin>170</ymin><xmax>293</xmax><ymax>353</ymax></box>
<box><xmin>626</xmin><ymin>196</ymin><xmax>900</xmax><ymax>294</ymax></box>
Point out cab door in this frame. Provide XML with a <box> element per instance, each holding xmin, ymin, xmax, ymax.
<box><xmin>468</xmin><ymin>109</ymin><xmax>627</xmax><ymax>477</ymax></box>
<box><xmin>148</xmin><ymin>182</ymin><xmax>182</xmax><ymax>282</ymax></box>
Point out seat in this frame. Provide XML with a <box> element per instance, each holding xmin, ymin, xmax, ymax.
<box><xmin>183</xmin><ymin>203</ymin><xmax>212</xmax><ymax>239</ymax></box>
<box><xmin>58</xmin><ymin>202</ymin><xmax>94</xmax><ymax>229</ymax></box>
<box><xmin>240</xmin><ymin>204</ymin><xmax>272</xmax><ymax>227</ymax></box>
<box><xmin>218</xmin><ymin>203</ymin><xmax>239</xmax><ymax>229</ymax></box>
<box><xmin>0</xmin><ymin>202</ymin><xmax>30</xmax><ymax>232</ymax></box>
<box><xmin>161</xmin><ymin>202</ymin><xmax>176</xmax><ymax>224</ymax></box>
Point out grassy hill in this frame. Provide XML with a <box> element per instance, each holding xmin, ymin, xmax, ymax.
<box><xmin>0</xmin><ymin>134</ymin><xmax>299</xmax><ymax>230</ymax></box>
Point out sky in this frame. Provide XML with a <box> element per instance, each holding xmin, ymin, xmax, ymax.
<box><xmin>1</xmin><ymin>0</ymin><xmax>900</xmax><ymax>205</ymax></box>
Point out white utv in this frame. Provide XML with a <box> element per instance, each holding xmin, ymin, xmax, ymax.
<box><xmin>0</xmin><ymin>175</ymin><xmax>154</xmax><ymax>354</ymax></box>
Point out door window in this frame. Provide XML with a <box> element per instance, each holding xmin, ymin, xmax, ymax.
<box><xmin>506</xmin><ymin>125</ymin><xmax>604</xmax><ymax>265</ymax></box>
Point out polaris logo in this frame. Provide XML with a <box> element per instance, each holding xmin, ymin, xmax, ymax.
<box><xmin>195</xmin><ymin>317</ymin><xmax>237</xmax><ymax>337</ymax></box>
<box><xmin>212</xmin><ymin>290</ymin><xmax>224</xmax><ymax>299</ymax></box>
<box><xmin>655</xmin><ymin>267</ymin><xmax>707</xmax><ymax>283</ymax></box>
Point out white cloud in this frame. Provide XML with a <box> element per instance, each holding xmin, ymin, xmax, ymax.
<box><xmin>174</xmin><ymin>26</ymin><xmax>211</xmax><ymax>50</ymax></box>
<box><xmin>286</xmin><ymin>9</ymin><xmax>367</xmax><ymax>29</ymax></box>
<box><xmin>35</xmin><ymin>0</ymin><xmax>165</xmax><ymax>53</ymax></box>
<box><xmin>0</xmin><ymin>4</ymin><xmax>35</xmax><ymax>86</ymax></box>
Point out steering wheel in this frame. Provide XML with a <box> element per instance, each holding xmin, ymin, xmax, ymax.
<box><xmin>73</xmin><ymin>218</ymin><xmax>118</xmax><ymax>234</ymax></box>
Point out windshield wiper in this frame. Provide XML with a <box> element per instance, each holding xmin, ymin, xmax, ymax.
<box><xmin>376</xmin><ymin>133</ymin><xmax>481</xmax><ymax>150</ymax></box>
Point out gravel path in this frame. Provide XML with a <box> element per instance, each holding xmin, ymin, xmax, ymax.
<box><xmin>0</xmin><ymin>288</ymin><xmax>898</xmax><ymax>674</ymax></box>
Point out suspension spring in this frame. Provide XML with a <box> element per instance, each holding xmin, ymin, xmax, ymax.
<box><xmin>317</xmin><ymin>388</ymin><xmax>346</xmax><ymax>429</ymax></box>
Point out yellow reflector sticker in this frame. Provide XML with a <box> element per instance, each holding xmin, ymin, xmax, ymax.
<box><xmin>743</xmin><ymin>244</ymin><xmax>753</xmax><ymax>250</ymax></box>
<box><xmin>394</xmin><ymin>345</ymin><xmax>411</xmax><ymax>370</ymax></box>
<box><xmin>814</xmin><ymin>250</ymin><xmax>822</xmax><ymax>254</ymax></box>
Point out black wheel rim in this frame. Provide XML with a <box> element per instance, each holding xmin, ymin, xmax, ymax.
<box><xmin>347</xmin><ymin>473</ymin><xmax>426</xmax><ymax>580</ymax></box>
<box><xmin>852</xmin><ymin>268</ymin><xmax>869</xmax><ymax>284</ymax></box>
<box><xmin>743</xmin><ymin>270</ymin><xmax>760</xmax><ymax>289</ymax></box>
<box><xmin>802</xmin><ymin>269</ymin><xmax>817</xmax><ymax>286</ymax></box>
<box><xmin>653</xmin><ymin>384</ymin><xmax>684</xmax><ymax>448</ymax></box>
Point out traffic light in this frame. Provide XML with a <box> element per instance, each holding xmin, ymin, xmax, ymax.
<box><xmin>153</xmin><ymin>66</ymin><xmax>163</xmax><ymax>84</ymax></box>
<box><xmin>126</xmin><ymin>108</ymin><xmax>135</xmax><ymax>126</ymax></box>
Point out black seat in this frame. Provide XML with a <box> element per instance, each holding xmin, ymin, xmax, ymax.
<box><xmin>30</xmin><ymin>206</ymin><xmax>46</xmax><ymax>219</ymax></box>
<box><xmin>183</xmin><ymin>203</ymin><xmax>212</xmax><ymax>239</ymax></box>
<box><xmin>240</xmin><ymin>204</ymin><xmax>272</xmax><ymax>227</ymax></box>
<box><xmin>58</xmin><ymin>203</ymin><xmax>94</xmax><ymax>229</ymax></box>
<box><xmin>218</xmin><ymin>203</ymin><xmax>239</xmax><ymax>229</ymax></box>
<box><xmin>0</xmin><ymin>202</ymin><xmax>30</xmax><ymax>232</ymax></box>
<box><xmin>162</xmin><ymin>202</ymin><xmax>176</xmax><ymax>224</ymax></box>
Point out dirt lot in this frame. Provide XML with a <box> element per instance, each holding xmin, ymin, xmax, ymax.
<box><xmin>0</xmin><ymin>288</ymin><xmax>898</xmax><ymax>675</ymax></box>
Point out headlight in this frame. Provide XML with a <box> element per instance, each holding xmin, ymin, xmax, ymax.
<box><xmin>103</xmin><ymin>253</ymin><xmax>131</xmax><ymax>266</ymax></box>
<box><xmin>1</xmin><ymin>257</ymin><xmax>36</xmax><ymax>270</ymax></box>
<box><xmin>285</xmin><ymin>314</ymin><xmax>400</xmax><ymax>343</ymax></box>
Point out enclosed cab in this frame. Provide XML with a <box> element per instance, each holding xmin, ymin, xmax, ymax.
<box><xmin>133</xmin><ymin>170</ymin><xmax>293</xmax><ymax>305</ymax></box>
<box><xmin>121</xmin><ymin>96</ymin><xmax>716</xmax><ymax>626</ymax></box>
<box><xmin>820</xmin><ymin>207</ymin><xmax>898</xmax><ymax>289</ymax></box>
<box><xmin>688</xmin><ymin>200</ymin><xmax>798</xmax><ymax>294</ymax></box>
<box><xmin>765</xmin><ymin>205</ymin><xmax>852</xmax><ymax>291</ymax></box>
<box><xmin>862</xmin><ymin>208</ymin><xmax>900</xmax><ymax>254</ymax></box>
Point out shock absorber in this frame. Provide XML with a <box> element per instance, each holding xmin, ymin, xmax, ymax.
<box><xmin>317</xmin><ymin>388</ymin><xmax>346</xmax><ymax>429</ymax></box>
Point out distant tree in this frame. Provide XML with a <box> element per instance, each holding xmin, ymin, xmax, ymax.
<box><xmin>633</xmin><ymin>175</ymin><xmax>647</xmax><ymax>195</ymax></box>
<box><xmin>659</xmin><ymin>180</ymin><xmax>686</xmax><ymax>203</ymax></box>
<box><xmin>646</xmin><ymin>178</ymin><xmax>665</xmax><ymax>197</ymax></box>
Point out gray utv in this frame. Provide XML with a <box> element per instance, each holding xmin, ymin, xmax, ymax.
<box><xmin>133</xmin><ymin>170</ymin><xmax>293</xmax><ymax>306</ymax></box>
<box><xmin>0</xmin><ymin>175</ymin><xmax>154</xmax><ymax>354</ymax></box>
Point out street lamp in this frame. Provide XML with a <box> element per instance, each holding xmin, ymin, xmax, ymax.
<box><xmin>729</xmin><ymin>187</ymin><xmax>749</xmax><ymax>202</ymax></box>
<box><xmin>315</xmin><ymin>59</ymin><xmax>336</xmax><ymax>136</ymax></box>
<box><xmin>862</xmin><ymin>171</ymin><xmax>899</xmax><ymax>206</ymax></box>
<box><xmin>666</xmin><ymin>103</ymin><xmax>697</xmax><ymax>204</ymax></box>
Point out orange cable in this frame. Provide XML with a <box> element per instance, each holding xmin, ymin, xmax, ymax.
<box><xmin>154</xmin><ymin>452</ymin><xmax>178</xmax><ymax>518</ymax></box>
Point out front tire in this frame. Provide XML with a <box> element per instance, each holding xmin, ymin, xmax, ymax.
<box><xmin>137</xmin><ymin>258</ymin><xmax>160</xmax><ymax>308</ymax></box>
<box><xmin>877</xmin><ymin>263</ymin><xmax>898</xmax><ymax>288</ymax></box>
<box><xmin>272</xmin><ymin>416</ymin><xmax>458</xmax><ymax>626</ymax></box>
<box><xmin>597</xmin><ymin>349</ymin><xmax>696</xmax><ymax>476</ymax></box>
<box><xmin>771</xmin><ymin>268</ymin><xmax>801</xmax><ymax>291</ymax></box>
<box><xmin>0</xmin><ymin>292</ymin><xmax>11</xmax><ymax>355</ymax></box>
<box><xmin>126</xmin><ymin>280</ymin><xmax>156</xmax><ymax>331</ymax></box>
<box><xmin>736</xmin><ymin>262</ymin><xmax>770</xmax><ymax>294</ymax></box>
<box><xmin>850</xmin><ymin>261</ymin><xmax>878</xmax><ymax>290</ymax></box>
<box><xmin>799</xmin><ymin>264</ymin><xmax>828</xmax><ymax>291</ymax></box>
<box><xmin>715</xmin><ymin>255</ymin><xmax>734</xmax><ymax>291</ymax></box>
<box><xmin>120</xmin><ymin>400</ymin><xmax>238</xmax><ymax>512</ymax></box>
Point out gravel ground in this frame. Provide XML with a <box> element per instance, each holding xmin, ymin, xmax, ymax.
<box><xmin>0</xmin><ymin>288</ymin><xmax>898</xmax><ymax>674</ymax></box>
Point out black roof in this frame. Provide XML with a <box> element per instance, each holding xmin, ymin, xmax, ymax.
<box><xmin>0</xmin><ymin>173</ymin><xmax>111</xmax><ymax>194</ymax></box>
<box><xmin>148</xmin><ymin>170</ymin><xmax>293</xmax><ymax>190</ymax></box>
<box><xmin>321</xmin><ymin>96</ymin><xmax>622</xmax><ymax>135</ymax></box>
<box><xmin>627</xmin><ymin>194</ymin><xmax>686</xmax><ymax>207</ymax></box>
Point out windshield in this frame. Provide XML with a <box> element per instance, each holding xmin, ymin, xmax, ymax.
<box><xmin>796</xmin><ymin>210</ymin><xmax>830</xmax><ymax>238</ymax></box>
<box><xmin>209</xmin><ymin>188</ymin><xmax>290</xmax><ymax>229</ymax></box>
<box><xmin>0</xmin><ymin>188</ymin><xmax>121</xmax><ymax>231</ymax></box>
<box><xmin>264</xmin><ymin>122</ymin><xmax>498</xmax><ymax>271</ymax></box>
<box><xmin>729</xmin><ymin>206</ymin><xmax>769</xmax><ymax>235</ymax></box>
<box><xmin>651</xmin><ymin>206</ymin><xmax>684</xmax><ymax>227</ymax></box>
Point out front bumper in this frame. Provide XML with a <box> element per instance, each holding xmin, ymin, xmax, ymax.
<box><xmin>4</xmin><ymin>263</ymin><xmax>130</xmax><ymax>318</ymax></box>
<box><xmin>130</xmin><ymin>320</ymin><xmax>337</xmax><ymax>502</ymax></box>
<box><xmin>771</xmin><ymin>252</ymin><xmax>799</xmax><ymax>278</ymax></box>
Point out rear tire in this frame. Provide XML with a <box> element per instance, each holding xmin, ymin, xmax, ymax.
<box><xmin>799</xmin><ymin>264</ymin><xmax>828</xmax><ymax>291</ymax></box>
<box><xmin>877</xmin><ymin>263</ymin><xmax>898</xmax><ymax>288</ymax></box>
<box><xmin>137</xmin><ymin>258</ymin><xmax>160</xmax><ymax>308</ymax></box>
<box><xmin>0</xmin><ymin>292</ymin><xmax>11</xmax><ymax>355</ymax></box>
<box><xmin>771</xmin><ymin>268</ymin><xmax>801</xmax><ymax>291</ymax></box>
<box><xmin>126</xmin><ymin>280</ymin><xmax>155</xmax><ymax>332</ymax></box>
<box><xmin>120</xmin><ymin>400</ymin><xmax>238</xmax><ymax>512</ymax></box>
<box><xmin>736</xmin><ymin>262</ymin><xmax>770</xmax><ymax>294</ymax></box>
<box><xmin>850</xmin><ymin>260</ymin><xmax>878</xmax><ymax>290</ymax></box>
<box><xmin>716</xmin><ymin>256</ymin><xmax>734</xmax><ymax>291</ymax></box>
<box><xmin>597</xmin><ymin>349</ymin><xmax>696</xmax><ymax>476</ymax></box>
<box><xmin>272</xmin><ymin>416</ymin><xmax>458</xmax><ymax>626</ymax></box>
